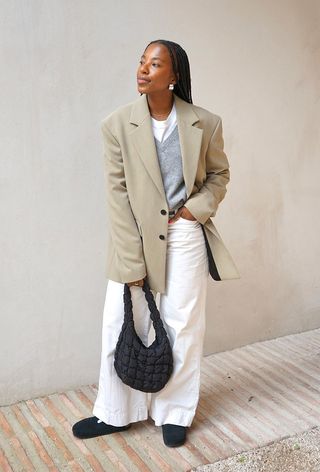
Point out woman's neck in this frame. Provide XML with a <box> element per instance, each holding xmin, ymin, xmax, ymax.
<box><xmin>146</xmin><ymin>92</ymin><xmax>174</xmax><ymax>120</ymax></box>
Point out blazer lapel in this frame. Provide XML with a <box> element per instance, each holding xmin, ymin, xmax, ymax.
<box><xmin>175</xmin><ymin>94</ymin><xmax>203</xmax><ymax>198</ymax></box>
<box><xmin>129</xmin><ymin>93</ymin><xmax>203</xmax><ymax>201</ymax></box>
<box><xmin>129</xmin><ymin>95</ymin><xmax>165</xmax><ymax>199</ymax></box>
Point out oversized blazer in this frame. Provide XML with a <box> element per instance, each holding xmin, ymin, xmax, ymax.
<box><xmin>101</xmin><ymin>92</ymin><xmax>240</xmax><ymax>293</ymax></box>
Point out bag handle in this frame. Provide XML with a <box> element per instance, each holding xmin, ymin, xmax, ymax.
<box><xmin>123</xmin><ymin>278</ymin><xmax>166</xmax><ymax>334</ymax></box>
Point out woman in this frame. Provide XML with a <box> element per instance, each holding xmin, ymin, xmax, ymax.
<box><xmin>72</xmin><ymin>39</ymin><xmax>239</xmax><ymax>447</ymax></box>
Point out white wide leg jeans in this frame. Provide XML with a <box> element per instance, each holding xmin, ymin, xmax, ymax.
<box><xmin>92</xmin><ymin>217</ymin><xmax>209</xmax><ymax>427</ymax></box>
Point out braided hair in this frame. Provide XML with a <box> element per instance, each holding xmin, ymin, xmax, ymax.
<box><xmin>140</xmin><ymin>39</ymin><xmax>193</xmax><ymax>104</ymax></box>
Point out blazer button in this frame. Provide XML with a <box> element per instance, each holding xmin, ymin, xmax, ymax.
<box><xmin>159</xmin><ymin>234</ymin><xmax>165</xmax><ymax>240</ymax></box>
<box><xmin>160</xmin><ymin>209</ymin><xmax>167</xmax><ymax>215</ymax></box>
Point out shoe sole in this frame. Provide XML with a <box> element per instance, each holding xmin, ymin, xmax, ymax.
<box><xmin>73</xmin><ymin>424</ymin><xmax>131</xmax><ymax>439</ymax></box>
<box><xmin>164</xmin><ymin>440</ymin><xmax>186</xmax><ymax>447</ymax></box>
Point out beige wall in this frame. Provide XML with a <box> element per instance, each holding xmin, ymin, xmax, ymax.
<box><xmin>1</xmin><ymin>0</ymin><xmax>319</xmax><ymax>405</ymax></box>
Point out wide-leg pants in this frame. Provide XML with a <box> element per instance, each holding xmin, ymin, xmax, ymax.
<box><xmin>92</xmin><ymin>217</ymin><xmax>209</xmax><ymax>427</ymax></box>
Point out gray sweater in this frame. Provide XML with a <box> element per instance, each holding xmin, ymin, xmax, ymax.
<box><xmin>154</xmin><ymin>124</ymin><xmax>187</xmax><ymax>212</ymax></box>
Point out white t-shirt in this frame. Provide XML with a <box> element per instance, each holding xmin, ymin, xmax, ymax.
<box><xmin>151</xmin><ymin>102</ymin><xmax>177</xmax><ymax>143</ymax></box>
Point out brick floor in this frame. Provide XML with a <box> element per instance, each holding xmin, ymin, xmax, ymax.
<box><xmin>0</xmin><ymin>328</ymin><xmax>319</xmax><ymax>471</ymax></box>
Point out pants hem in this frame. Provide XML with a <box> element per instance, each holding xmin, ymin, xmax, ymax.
<box><xmin>149</xmin><ymin>408</ymin><xmax>196</xmax><ymax>427</ymax></box>
<box><xmin>92</xmin><ymin>404</ymin><xmax>148</xmax><ymax>427</ymax></box>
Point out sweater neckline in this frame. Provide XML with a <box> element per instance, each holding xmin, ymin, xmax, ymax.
<box><xmin>154</xmin><ymin>123</ymin><xmax>178</xmax><ymax>146</ymax></box>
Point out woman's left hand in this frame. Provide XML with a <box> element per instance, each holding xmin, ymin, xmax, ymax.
<box><xmin>169</xmin><ymin>206</ymin><xmax>197</xmax><ymax>223</ymax></box>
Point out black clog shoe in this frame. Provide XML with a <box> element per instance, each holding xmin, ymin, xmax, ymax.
<box><xmin>72</xmin><ymin>416</ymin><xmax>131</xmax><ymax>439</ymax></box>
<box><xmin>162</xmin><ymin>424</ymin><xmax>187</xmax><ymax>447</ymax></box>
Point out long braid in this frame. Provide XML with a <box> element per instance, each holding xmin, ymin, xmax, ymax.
<box><xmin>142</xmin><ymin>39</ymin><xmax>193</xmax><ymax>104</ymax></box>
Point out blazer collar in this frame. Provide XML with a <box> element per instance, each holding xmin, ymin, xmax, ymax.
<box><xmin>129</xmin><ymin>92</ymin><xmax>200</xmax><ymax>126</ymax></box>
<box><xmin>128</xmin><ymin>93</ymin><xmax>203</xmax><ymax>200</ymax></box>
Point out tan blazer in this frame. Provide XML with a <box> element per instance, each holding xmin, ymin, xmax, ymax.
<box><xmin>101</xmin><ymin>92</ymin><xmax>240</xmax><ymax>293</ymax></box>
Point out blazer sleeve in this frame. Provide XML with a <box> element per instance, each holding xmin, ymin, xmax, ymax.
<box><xmin>183</xmin><ymin>117</ymin><xmax>230</xmax><ymax>225</ymax></box>
<box><xmin>101</xmin><ymin>120</ymin><xmax>147</xmax><ymax>282</ymax></box>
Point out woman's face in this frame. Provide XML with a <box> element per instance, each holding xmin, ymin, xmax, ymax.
<box><xmin>136</xmin><ymin>43</ymin><xmax>177</xmax><ymax>95</ymax></box>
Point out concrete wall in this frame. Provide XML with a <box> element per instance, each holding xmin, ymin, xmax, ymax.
<box><xmin>1</xmin><ymin>0</ymin><xmax>319</xmax><ymax>405</ymax></box>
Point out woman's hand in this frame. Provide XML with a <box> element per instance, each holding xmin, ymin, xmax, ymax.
<box><xmin>127</xmin><ymin>278</ymin><xmax>145</xmax><ymax>287</ymax></box>
<box><xmin>169</xmin><ymin>206</ymin><xmax>197</xmax><ymax>223</ymax></box>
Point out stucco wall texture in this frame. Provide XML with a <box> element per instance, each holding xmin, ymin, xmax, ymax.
<box><xmin>1</xmin><ymin>0</ymin><xmax>319</xmax><ymax>404</ymax></box>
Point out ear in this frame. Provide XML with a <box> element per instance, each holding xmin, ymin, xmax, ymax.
<box><xmin>170</xmin><ymin>66</ymin><xmax>179</xmax><ymax>84</ymax></box>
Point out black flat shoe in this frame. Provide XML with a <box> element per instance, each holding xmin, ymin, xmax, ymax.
<box><xmin>162</xmin><ymin>424</ymin><xmax>187</xmax><ymax>447</ymax></box>
<box><xmin>72</xmin><ymin>416</ymin><xmax>131</xmax><ymax>439</ymax></box>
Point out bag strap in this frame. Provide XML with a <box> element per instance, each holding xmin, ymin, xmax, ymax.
<box><xmin>123</xmin><ymin>278</ymin><xmax>164</xmax><ymax>331</ymax></box>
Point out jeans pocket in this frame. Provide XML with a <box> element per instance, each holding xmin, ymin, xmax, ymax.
<box><xmin>179</xmin><ymin>216</ymin><xmax>198</xmax><ymax>223</ymax></box>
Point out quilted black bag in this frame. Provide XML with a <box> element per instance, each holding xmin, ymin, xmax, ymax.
<box><xmin>114</xmin><ymin>278</ymin><xmax>174</xmax><ymax>393</ymax></box>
